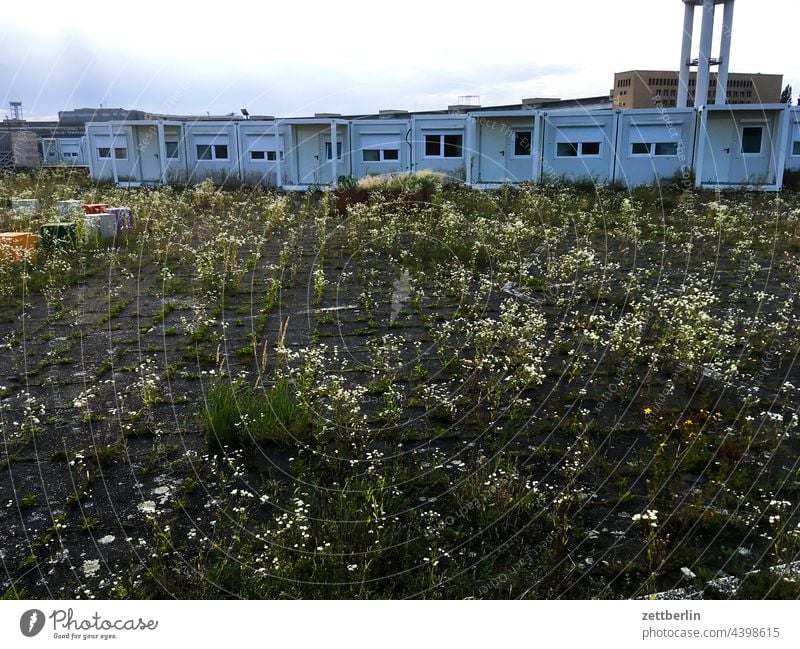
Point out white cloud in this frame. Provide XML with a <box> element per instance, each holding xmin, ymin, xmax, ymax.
<box><xmin>2</xmin><ymin>0</ymin><xmax>797</xmax><ymax>119</ymax></box>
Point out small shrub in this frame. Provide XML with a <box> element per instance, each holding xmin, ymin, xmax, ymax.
<box><xmin>202</xmin><ymin>377</ymin><xmax>310</xmax><ymax>449</ymax></box>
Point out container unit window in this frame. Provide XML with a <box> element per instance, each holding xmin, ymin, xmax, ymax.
<box><xmin>196</xmin><ymin>144</ymin><xmax>228</xmax><ymax>160</ymax></box>
<box><xmin>555</xmin><ymin>141</ymin><xmax>601</xmax><ymax>157</ymax></box>
<box><xmin>61</xmin><ymin>144</ymin><xmax>80</xmax><ymax>159</ymax></box>
<box><xmin>246</xmin><ymin>135</ymin><xmax>281</xmax><ymax>162</ymax></box>
<box><xmin>554</xmin><ymin>125</ymin><xmax>603</xmax><ymax>158</ymax></box>
<box><xmin>423</xmin><ymin>133</ymin><xmax>463</xmax><ymax>158</ymax></box>
<box><xmin>165</xmin><ymin>142</ymin><xmax>180</xmax><ymax>159</ymax></box>
<box><xmin>363</xmin><ymin>149</ymin><xmax>399</xmax><ymax>162</ymax></box>
<box><xmin>513</xmin><ymin>131</ymin><xmax>533</xmax><ymax>157</ymax></box>
<box><xmin>250</xmin><ymin>150</ymin><xmax>278</xmax><ymax>161</ymax></box>
<box><xmin>95</xmin><ymin>135</ymin><xmax>126</xmax><ymax>160</ymax></box>
<box><xmin>630</xmin><ymin>142</ymin><xmax>679</xmax><ymax>156</ymax></box>
<box><xmin>194</xmin><ymin>135</ymin><xmax>230</xmax><ymax>161</ymax></box>
<box><xmin>360</xmin><ymin>133</ymin><xmax>401</xmax><ymax>162</ymax></box>
<box><xmin>792</xmin><ymin>122</ymin><xmax>800</xmax><ymax>156</ymax></box>
<box><xmin>741</xmin><ymin>126</ymin><xmax>763</xmax><ymax>155</ymax></box>
<box><xmin>325</xmin><ymin>141</ymin><xmax>343</xmax><ymax>160</ymax></box>
<box><xmin>630</xmin><ymin>124</ymin><xmax>680</xmax><ymax>157</ymax></box>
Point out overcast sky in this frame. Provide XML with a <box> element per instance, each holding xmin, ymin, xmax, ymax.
<box><xmin>1</xmin><ymin>0</ymin><xmax>797</xmax><ymax>120</ymax></box>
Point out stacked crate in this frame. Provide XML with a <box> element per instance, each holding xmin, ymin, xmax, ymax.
<box><xmin>0</xmin><ymin>232</ymin><xmax>36</xmax><ymax>262</ymax></box>
<box><xmin>10</xmin><ymin>198</ymin><xmax>40</xmax><ymax>213</ymax></box>
<box><xmin>56</xmin><ymin>200</ymin><xmax>83</xmax><ymax>217</ymax></box>
<box><xmin>39</xmin><ymin>223</ymin><xmax>78</xmax><ymax>249</ymax></box>
<box><xmin>106</xmin><ymin>207</ymin><xmax>133</xmax><ymax>232</ymax></box>
<box><xmin>81</xmin><ymin>213</ymin><xmax>116</xmax><ymax>243</ymax></box>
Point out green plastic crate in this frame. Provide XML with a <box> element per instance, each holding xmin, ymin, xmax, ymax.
<box><xmin>39</xmin><ymin>223</ymin><xmax>78</xmax><ymax>249</ymax></box>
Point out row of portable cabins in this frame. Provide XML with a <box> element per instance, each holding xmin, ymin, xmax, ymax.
<box><xmin>83</xmin><ymin>104</ymin><xmax>800</xmax><ymax>191</ymax></box>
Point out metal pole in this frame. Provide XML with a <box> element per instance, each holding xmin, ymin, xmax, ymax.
<box><xmin>695</xmin><ymin>0</ymin><xmax>716</xmax><ymax>108</ymax></box>
<box><xmin>678</xmin><ymin>1</ymin><xmax>695</xmax><ymax>108</ymax></box>
<box><xmin>108</xmin><ymin>123</ymin><xmax>118</xmax><ymax>184</ymax></box>
<box><xmin>716</xmin><ymin>0</ymin><xmax>735</xmax><ymax>105</ymax></box>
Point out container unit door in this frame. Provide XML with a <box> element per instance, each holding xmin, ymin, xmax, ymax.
<box><xmin>43</xmin><ymin>140</ymin><xmax>59</xmax><ymax>164</ymax></box>
<box><xmin>506</xmin><ymin>128</ymin><xmax>535</xmax><ymax>182</ymax></box>
<box><xmin>477</xmin><ymin>123</ymin><xmax>507</xmax><ymax>182</ymax></box>
<box><xmin>294</xmin><ymin>127</ymin><xmax>325</xmax><ymax>185</ymax></box>
<box><xmin>699</xmin><ymin>115</ymin><xmax>733</xmax><ymax>185</ymax></box>
<box><xmin>319</xmin><ymin>128</ymin><xmax>346</xmax><ymax>184</ymax></box>
<box><xmin>729</xmin><ymin>118</ymin><xmax>774</xmax><ymax>186</ymax></box>
<box><xmin>135</xmin><ymin>125</ymin><xmax>162</xmax><ymax>181</ymax></box>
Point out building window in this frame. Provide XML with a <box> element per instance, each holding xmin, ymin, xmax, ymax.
<box><xmin>165</xmin><ymin>142</ymin><xmax>180</xmax><ymax>159</ymax></box>
<box><xmin>196</xmin><ymin>143</ymin><xmax>228</xmax><ymax>161</ymax></box>
<box><xmin>325</xmin><ymin>141</ymin><xmax>343</xmax><ymax>160</ymax></box>
<box><xmin>98</xmin><ymin>147</ymin><xmax>111</xmax><ymax>158</ymax></box>
<box><xmin>363</xmin><ymin>148</ymin><xmax>399</xmax><ymax>162</ymax></box>
<box><xmin>581</xmin><ymin>142</ymin><xmax>601</xmax><ymax>156</ymax></box>
<box><xmin>513</xmin><ymin>131</ymin><xmax>532</xmax><ymax>156</ymax></box>
<box><xmin>741</xmin><ymin>126</ymin><xmax>763</xmax><ymax>154</ymax></box>
<box><xmin>633</xmin><ymin>142</ymin><xmax>680</xmax><ymax>156</ymax></box>
<box><xmin>654</xmin><ymin>142</ymin><xmax>678</xmax><ymax>156</ymax></box>
<box><xmin>557</xmin><ymin>142</ymin><xmax>578</xmax><ymax>157</ymax></box>
<box><xmin>424</xmin><ymin>133</ymin><xmax>463</xmax><ymax>158</ymax></box>
<box><xmin>557</xmin><ymin>141</ymin><xmax>600</xmax><ymax>157</ymax></box>
<box><xmin>793</xmin><ymin>141</ymin><xmax>800</xmax><ymax>156</ymax></box>
<box><xmin>251</xmin><ymin>151</ymin><xmax>265</xmax><ymax>160</ymax></box>
<box><xmin>114</xmin><ymin>147</ymin><xmax>127</xmax><ymax>159</ymax></box>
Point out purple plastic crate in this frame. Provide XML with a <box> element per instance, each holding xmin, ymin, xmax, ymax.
<box><xmin>107</xmin><ymin>207</ymin><xmax>133</xmax><ymax>231</ymax></box>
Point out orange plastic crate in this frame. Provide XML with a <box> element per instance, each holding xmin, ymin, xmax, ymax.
<box><xmin>0</xmin><ymin>232</ymin><xmax>36</xmax><ymax>262</ymax></box>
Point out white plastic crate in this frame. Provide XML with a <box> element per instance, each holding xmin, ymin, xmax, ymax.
<box><xmin>56</xmin><ymin>200</ymin><xmax>83</xmax><ymax>217</ymax></box>
<box><xmin>11</xmin><ymin>198</ymin><xmax>40</xmax><ymax>213</ymax></box>
<box><xmin>80</xmin><ymin>213</ymin><xmax>116</xmax><ymax>242</ymax></box>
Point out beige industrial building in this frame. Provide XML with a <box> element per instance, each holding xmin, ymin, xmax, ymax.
<box><xmin>613</xmin><ymin>70</ymin><xmax>783</xmax><ymax>109</ymax></box>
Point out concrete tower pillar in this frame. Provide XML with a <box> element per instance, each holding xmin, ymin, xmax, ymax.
<box><xmin>678</xmin><ymin>1</ymin><xmax>695</xmax><ymax>108</ymax></box>
<box><xmin>716</xmin><ymin>0</ymin><xmax>735</xmax><ymax>104</ymax></box>
<box><xmin>695</xmin><ymin>0</ymin><xmax>716</xmax><ymax>107</ymax></box>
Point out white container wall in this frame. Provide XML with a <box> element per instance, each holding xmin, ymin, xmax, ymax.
<box><xmin>185</xmin><ymin>121</ymin><xmax>240</xmax><ymax>183</ymax></box>
<box><xmin>541</xmin><ymin>110</ymin><xmax>617</xmax><ymax>184</ymax></box>
<box><xmin>283</xmin><ymin>120</ymin><xmax>349</xmax><ymax>187</ymax></box>
<box><xmin>695</xmin><ymin>104</ymin><xmax>790</xmax><ymax>191</ymax></box>
<box><xmin>85</xmin><ymin>124</ymin><xmax>135</xmax><ymax>182</ymax></box>
<box><xmin>785</xmin><ymin>107</ymin><xmax>800</xmax><ymax>173</ymax></box>
<box><xmin>412</xmin><ymin>115</ymin><xmax>469</xmax><ymax>181</ymax></box>
<box><xmin>614</xmin><ymin>108</ymin><xmax>696</xmax><ymax>186</ymax></box>
<box><xmin>350</xmin><ymin>120</ymin><xmax>411</xmax><ymax>179</ymax></box>
<box><xmin>471</xmin><ymin>112</ymin><xmax>539</xmax><ymax>185</ymax></box>
<box><xmin>238</xmin><ymin>121</ymin><xmax>282</xmax><ymax>186</ymax></box>
<box><xmin>80</xmin><ymin>105</ymin><xmax>794</xmax><ymax>192</ymax></box>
